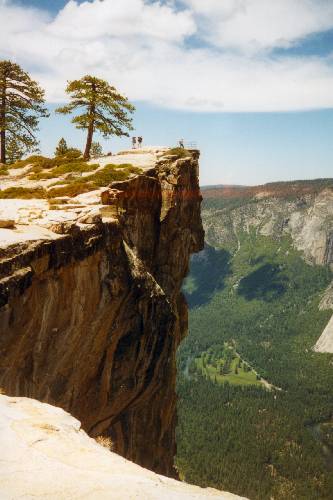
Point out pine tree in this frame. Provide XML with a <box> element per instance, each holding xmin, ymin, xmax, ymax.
<box><xmin>90</xmin><ymin>141</ymin><xmax>103</xmax><ymax>158</ymax></box>
<box><xmin>55</xmin><ymin>137</ymin><xmax>69</xmax><ymax>156</ymax></box>
<box><xmin>0</xmin><ymin>60</ymin><xmax>48</xmax><ymax>164</ymax></box>
<box><xmin>56</xmin><ymin>76</ymin><xmax>135</xmax><ymax>160</ymax></box>
<box><xmin>6</xmin><ymin>137</ymin><xmax>24</xmax><ymax>164</ymax></box>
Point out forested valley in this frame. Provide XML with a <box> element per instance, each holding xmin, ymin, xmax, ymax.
<box><xmin>176</xmin><ymin>187</ymin><xmax>333</xmax><ymax>500</ymax></box>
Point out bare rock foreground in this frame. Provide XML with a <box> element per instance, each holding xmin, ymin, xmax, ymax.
<box><xmin>0</xmin><ymin>395</ymin><xmax>246</xmax><ymax>500</ymax></box>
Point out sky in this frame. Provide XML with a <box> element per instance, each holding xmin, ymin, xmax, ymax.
<box><xmin>1</xmin><ymin>0</ymin><xmax>333</xmax><ymax>186</ymax></box>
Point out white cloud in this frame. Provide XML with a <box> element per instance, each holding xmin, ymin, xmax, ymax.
<box><xmin>48</xmin><ymin>0</ymin><xmax>195</xmax><ymax>42</ymax></box>
<box><xmin>1</xmin><ymin>0</ymin><xmax>333</xmax><ymax>112</ymax></box>
<box><xmin>183</xmin><ymin>0</ymin><xmax>333</xmax><ymax>53</ymax></box>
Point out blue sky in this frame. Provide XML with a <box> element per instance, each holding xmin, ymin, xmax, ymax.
<box><xmin>14</xmin><ymin>0</ymin><xmax>68</xmax><ymax>11</ymax></box>
<box><xmin>2</xmin><ymin>0</ymin><xmax>333</xmax><ymax>185</ymax></box>
<box><xmin>39</xmin><ymin>105</ymin><xmax>333</xmax><ymax>187</ymax></box>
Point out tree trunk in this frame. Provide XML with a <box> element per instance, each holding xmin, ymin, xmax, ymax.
<box><xmin>0</xmin><ymin>130</ymin><xmax>5</xmax><ymax>165</ymax></box>
<box><xmin>83</xmin><ymin>120</ymin><xmax>94</xmax><ymax>160</ymax></box>
<box><xmin>83</xmin><ymin>88</ymin><xmax>96</xmax><ymax>161</ymax></box>
<box><xmin>0</xmin><ymin>88</ymin><xmax>6</xmax><ymax>165</ymax></box>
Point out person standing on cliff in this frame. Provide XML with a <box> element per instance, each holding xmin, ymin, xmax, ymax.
<box><xmin>132</xmin><ymin>136</ymin><xmax>137</xmax><ymax>149</ymax></box>
<box><xmin>138</xmin><ymin>136</ymin><xmax>143</xmax><ymax>148</ymax></box>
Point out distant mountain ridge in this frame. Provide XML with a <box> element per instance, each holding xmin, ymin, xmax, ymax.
<box><xmin>201</xmin><ymin>178</ymin><xmax>333</xmax><ymax>268</ymax></box>
<box><xmin>202</xmin><ymin>178</ymin><xmax>333</xmax><ymax>202</ymax></box>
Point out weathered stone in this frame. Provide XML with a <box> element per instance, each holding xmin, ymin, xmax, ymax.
<box><xmin>0</xmin><ymin>219</ymin><xmax>15</xmax><ymax>228</ymax></box>
<box><xmin>0</xmin><ymin>395</ymin><xmax>245</xmax><ymax>500</ymax></box>
<box><xmin>99</xmin><ymin>205</ymin><xmax>119</xmax><ymax>218</ymax></box>
<box><xmin>30</xmin><ymin>255</ymin><xmax>50</xmax><ymax>275</ymax></box>
<box><xmin>101</xmin><ymin>188</ymin><xmax>122</xmax><ymax>205</ymax></box>
<box><xmin>50</xmin><ymin>221</ymin><xmax>80</xmax><ymax>235</ymax></box>
<box><xmin>48</xmin><ymin>196</ymin><xmax>72</xmax><ymax>205</ymax></box>
<box><xmin>77</xmin><ymin>213</ymin><xmax>102</xmax><ymax>225</ymax></box>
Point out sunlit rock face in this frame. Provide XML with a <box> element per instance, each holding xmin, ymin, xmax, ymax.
<box><xmin>0</xmin><ymin>148</ymin><xmax>204</xmax><ymax>476</ymax></box>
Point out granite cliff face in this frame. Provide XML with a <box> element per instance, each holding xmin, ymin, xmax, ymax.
<box><xmin>203</xmin><ymin>185</ymin><xmax>333</xmax><ymax>267</ymax></box>
<box><xmin>0</xmin><ymin>148</ymin><xmax>204</xmax><ymax>476</ymax></box>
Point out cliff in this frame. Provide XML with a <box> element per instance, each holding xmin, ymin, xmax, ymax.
<box><xmin>0</xmin><ymin>395</ymin><xmax>246</xmax><ymax>499</ymax></box>
<box><xmin>0</xmin><ymin>148</ymin><xmax>204</xmax><ymax>477</ymax></box>
<box><xmin>202</xmin><ymin>182</ymin><xmax>333</xmax><ymax>266</ymax></box>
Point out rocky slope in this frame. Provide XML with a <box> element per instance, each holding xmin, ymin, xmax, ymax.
<box><xmin>0</xmin><ymin>394</ymin><xmax>246</xmax><ymax>499</ymax></box>
<box><xmin>0</xmin><ymin>148</ymin><xmax>204</xmax><ymax>477</ymax></box>
<box><xmin>203</xmin><ymin>182</ymin><xmax>333</xmax><ymax>266</ymax></box>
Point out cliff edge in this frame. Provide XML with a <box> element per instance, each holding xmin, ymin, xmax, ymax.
<box><xmin>0</xmin><ymin>148</ymin><xmax>204</xmax><ymax>476</ymax></box>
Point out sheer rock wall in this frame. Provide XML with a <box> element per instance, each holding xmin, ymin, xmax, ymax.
<box><xmin>0</xmin><ymin>150</ymin><xmax>204</xmax><ymax>476</ymax></box>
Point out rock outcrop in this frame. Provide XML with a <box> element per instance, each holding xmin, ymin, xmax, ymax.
<box><xmin>0</xmin><ymin>395</ymin><xmax>246</xmax><ymax>499</ymax></box>
<box><xmin>0</xmin><ymin>148</ymin><xmax>204</xmax><ymax>477</ymax></box>
<box><xmin>314</xmin><ymin>315</ymin><xmax>333</xmax><ymax>353</ymax></box>
<box><xmin>319</xmin><ymin>281</ymin><xmax>333</xmax><ymax>310</ymax></box>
